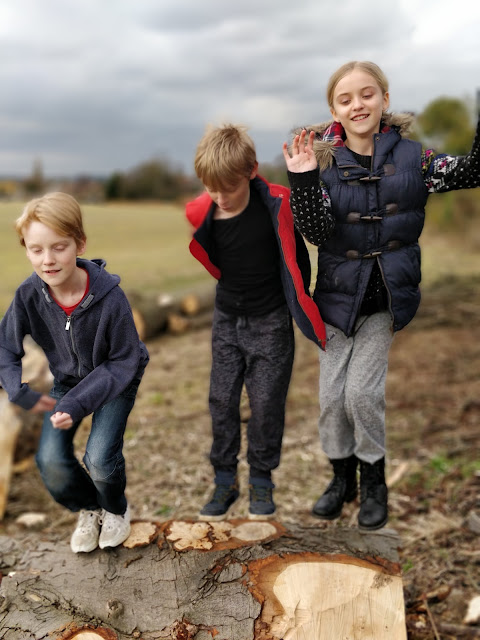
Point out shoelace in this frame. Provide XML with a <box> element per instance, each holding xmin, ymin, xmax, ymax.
<box><xmin>250</xmin><ymin>485</ymin><xmax>272</xmax><ymax>503</ymax></box>
<box><xmin>211</xmin><ymin>484</ymin><xmax>236</xmax><ymax>503</ymax></box>
<box><xmin>78</xmin><ymin>509</ymin><xmax>102</xmax><ymax>532</ymax></box>
<box><xmin>361</xmin><ymin>467</ymin><xmax>385</xmax><ymax>500</ymax></box>
<box><xmin>101</xmin><ymin>510</ymin><xmax>128</xmax><ymax>531</ymax></box>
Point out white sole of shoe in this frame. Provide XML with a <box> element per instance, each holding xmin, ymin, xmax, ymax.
<box><xmin>197</xmin><ymin>513</ymin><xmax>228</xmax><ymax>522</ymax></box>
<box><xmin>71</xmin><ymin>541</ymin><xmax>99</xmax><ymax>553</ymax></box>
<box><xmin>247</xmin><ymin>512</ymin><xmax>276</xmax><ymax>521</ymax></box>
<box><xmin>98</xmin><ymin>525</ymin><xmax>131</xmax><ymax>549</ymax></box>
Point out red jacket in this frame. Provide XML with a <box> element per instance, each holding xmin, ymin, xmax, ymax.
<box><xmin>185</xmin><ymin>175</ymin><xmax>326</xmax><ymax>348</ymax></box>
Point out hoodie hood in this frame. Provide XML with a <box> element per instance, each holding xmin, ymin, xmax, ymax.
<box><xmin>290</xmin><ymin>112</ymin><xmax>416</xmax><ymax>171</ymax></box>
<box><xmin>34</xmin><ymin>257</ymin><xmax>121</xmax><ymax>312</ymax></box>
<box><xmin>0</xmin><ymin>255</ymin><xmax>148</xmax><ymax>420</ymax></box>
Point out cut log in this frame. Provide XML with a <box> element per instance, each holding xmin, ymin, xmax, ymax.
<box><xmin>128</xmin><ymin>292</ymin><xmax>176</xmax><ymax>342</ymax></box>
<box><xmin>179</xmin><ymin>286</ymin><xmax>216</xmax><ymax>317</ymax></box>
<box><xmin>0</xmin><ymin>338</ymin><xmax>52</xmax><ymax>520</ymax></box>
<box><xmin>128</xmin><ymin>285</ymin><xmax>216</xmax><ymax>341</ymax></box>
<box><xmin>167</xmin><ymin>310</ymin><xmax>214</xmax><ymax>335</ymax></box>
<box><xmin>0</xmin><ymin>520</ymin><xmax>407</xmax><ymax>639</ymax></box>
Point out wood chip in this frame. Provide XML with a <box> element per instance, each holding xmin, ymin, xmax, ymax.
<box><xmin>464</xmin><ymin>595</ymin><xmax>480</xmax><ymax>625</ymax></box>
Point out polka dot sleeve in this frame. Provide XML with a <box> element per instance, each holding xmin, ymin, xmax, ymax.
<box><xmin>423</xmin><ymin>116</ymin><xmax>480</xmax><ymax>193</ymax></box>
<box><xmin>287</xmin><ymin>168</ymin><xmax>335</xmax><ymax>246</ymax></box>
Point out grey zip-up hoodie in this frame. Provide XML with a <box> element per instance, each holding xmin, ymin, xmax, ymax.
<box><xmin>0</xmin><ymin>258</ymin><xmax>149</xmax><ymax>423</ymax></box>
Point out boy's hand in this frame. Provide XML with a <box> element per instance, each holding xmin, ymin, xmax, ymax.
<box><xmin>50</xmin><ymin>412</ymin><xmax>73</xmax><ymax>430</ymax></box>
<box><xmin>30</xmin><ymin>394</ymin><xmax>56</xmax><ymax>413</ymax></box>
<box><xmin>282</xmin><ymin>130</ymin><xmax>318</xmax><ymax>173</ymax></box>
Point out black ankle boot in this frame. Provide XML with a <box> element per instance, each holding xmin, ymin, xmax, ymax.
<box><xmin>312</xmin><ymin>455</ymin><xmax>358</xmax><ymax>519</ymax></box>
<box><xmin>358</xmin><ymin>458</ymin><xmax>388</xmax><ymax>530</ymax></box>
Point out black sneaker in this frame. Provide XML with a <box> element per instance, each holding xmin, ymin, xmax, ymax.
<box><xmin>199</xmin><ymin>482</ymin><xmax>239</xmax><ymax>521</ymax></box>
<box><xmin>249</xmin><ymin>483</ymin><xmax>276</xmax><ymax>520</ymax></box>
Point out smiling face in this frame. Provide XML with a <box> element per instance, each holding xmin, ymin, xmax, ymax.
<box><xmin>23</xmin><ymin>221</ymin><xmax>86</xmax><ymax>292</ymax></box>
<box><xmin>330</xmin><ymin>68</ymin><xmax>390</xmax><ymax>148</ymax></box>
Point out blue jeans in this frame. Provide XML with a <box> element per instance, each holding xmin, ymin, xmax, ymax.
<box><xmin>35</xmin><ymin>379</ymin><xmax>139</xmax><ymax>514</ymax></box>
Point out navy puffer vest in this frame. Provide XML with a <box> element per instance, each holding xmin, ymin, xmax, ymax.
<box><xmin>315</xmin><ymin>127</ymin><xmax>428</xmax><ymax>336</ymax></box>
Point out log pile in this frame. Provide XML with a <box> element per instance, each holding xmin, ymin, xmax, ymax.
<box><xmin>127</xmin><ymin>285</ymin><xmax>216</xmax><ymax>342</ymax></box>
<box><xmin>0</xmin><ymin>520</ymin><xmax>407</xmax><ymax>640</ymax></box>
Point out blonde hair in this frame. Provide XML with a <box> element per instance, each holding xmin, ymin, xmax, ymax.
<box><xmin>194</xmin><ymin>124</ymin><xmax>257</xmax><ymax>191</ymax></box>
<box><xmin>15</xmin><ymin>192</ymin><xmax>86</xmax><ymax>249</ymax></box>
<box><xmin>326</xmin><ymin>61</ymin><xmax>389</xmax><ymax>109</ymax></box>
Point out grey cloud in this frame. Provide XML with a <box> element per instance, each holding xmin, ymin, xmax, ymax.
<box><xmin>1</xmin><ymin>0</ymin><xmax>479</xmax><ymax>177</ymax></box>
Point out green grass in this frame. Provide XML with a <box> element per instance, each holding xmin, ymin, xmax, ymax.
<box><xmin>1</xmin><ymin>194</ymin><xmax>479</xmax><ymax>316</ymax></box>
<box><xmin>0</xmin><ymin>200</ymin><xmax>210</xmax><ymax>314</ymax></box>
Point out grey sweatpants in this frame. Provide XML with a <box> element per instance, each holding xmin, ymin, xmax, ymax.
<box><xmin>209</xmin><ymin>304</ymin><xmax>294</xmax><ymax>476</ymax></box>
<box><xmin>318</xmin><ymin>312</ymin><xmax>394</xmax><ymax>464</ymax></box>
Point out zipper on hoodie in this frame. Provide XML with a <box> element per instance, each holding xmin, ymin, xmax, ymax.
<box><xmin>64</xmin><ymin>314</ymin><xmax>82</xmax><ymax>377</ymax></box>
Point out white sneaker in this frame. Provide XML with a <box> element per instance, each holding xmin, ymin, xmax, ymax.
<box><xmin>98</xmin><ymin>506</ymin><xmax>131</xmax><ymax>549</ymax></box>
<box><xmin>70</xmin><ymin>509</ymin><xmax>102</xmax><ymax>553</ymax></box>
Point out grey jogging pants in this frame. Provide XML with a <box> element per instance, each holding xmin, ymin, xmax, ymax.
<box><xmin>318</xmin><ymin>311</ymin><xmax>394</xmax><ymax>464</ymax></box>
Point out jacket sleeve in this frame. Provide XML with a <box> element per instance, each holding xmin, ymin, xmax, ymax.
<box><xmin>294</xmin><ymin>228</ymin><xmax>312</xmax><ymax>292</ymax></box>
<box><xmin>287</xmin><ymin>168</ymin><xmax>335</xmax><ymax>246</ymax></box>
<box><xmin>424</xmin><ymin>115</ymin><xmax>480</xmax><ymax>193</ymax></box>
<box><xmin>0</xmin><ymin>298</ymin><xmax>43</xmax><ymax>410</ymax></box>
<box><xmin>54</xmin><ymin>303</ymin><xmax>148</xmax><ymax>422</ymax></box>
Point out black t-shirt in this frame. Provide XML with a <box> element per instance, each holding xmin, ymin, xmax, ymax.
<box><xmin>212</xmin><ymin>185</ymin><xmax>286</xmax><ymax>316</ymax></box>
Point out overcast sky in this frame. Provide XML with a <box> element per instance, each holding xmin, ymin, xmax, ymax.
<box><xmin>1</xmin><ymin>0</ymin><xmax>479</xmax><ymax>178</ymax></box>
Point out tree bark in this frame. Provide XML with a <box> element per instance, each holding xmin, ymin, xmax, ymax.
<box><xmin>0</xmin><ymin>520</ymin><xmax>407</xmax><ymax>640</ymax></box>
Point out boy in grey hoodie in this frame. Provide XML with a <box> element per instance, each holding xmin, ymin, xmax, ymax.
<box><xmin>0</xmin><ymin>192</ymin><xmax>149</xmax><ymax>552</ymax></box>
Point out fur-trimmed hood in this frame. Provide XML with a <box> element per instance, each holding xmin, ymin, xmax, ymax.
<box><xmin>291</xmin><ymin>112</ymin><xmax>416</xmax><ymax>171</ymax></box>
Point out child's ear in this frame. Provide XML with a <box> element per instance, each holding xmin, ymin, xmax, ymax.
<box><xmin>249</xmin><ymin>161</ymin><xmax>259</xmax><ymax>180</ymax></box>
<box><xmin>330</xmin><ymin>107</ymin><xmax>340</xmax><ymax>123</ymax></box>
<box><xmin>383</xmin><ymin>91</ymin><xmax>390</xmax><ymax>112</ymax></box>
<box><xmin>77</xmin><ymin>240</ymin><xmax>87</xmax><ymax>256</ymax></box>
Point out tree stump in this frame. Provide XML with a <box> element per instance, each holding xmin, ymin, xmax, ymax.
<box><xmin>0</xmin><ymin>520</ymin><xmax>407</xmax><ymax>639</ymax></box>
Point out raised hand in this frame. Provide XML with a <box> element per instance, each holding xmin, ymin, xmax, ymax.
<box><xmin>50</xmin><ymin>411</ymin><xmax>73</xmax><ymax>430</ymax></box>
<box><xmin>282</xmin><ymin>129</ymin><xmax>318</xmax><ymax>173</ymax></box>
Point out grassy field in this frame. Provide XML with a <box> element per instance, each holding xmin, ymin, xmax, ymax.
<box><xmin>1</xmin><ymin>195</ymin><xmax>479</xmax><ymax>315</ymax></box>
<box><xmin>0</xmin><ymin>200</ymin><xmax>210</xmax><ymax>314</ymax></box>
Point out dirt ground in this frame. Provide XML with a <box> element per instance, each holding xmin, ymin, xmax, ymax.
<box><xmin>2</xmin><ymin>275</ymin><xmax>480</xmax><ymax>639</ymax></box>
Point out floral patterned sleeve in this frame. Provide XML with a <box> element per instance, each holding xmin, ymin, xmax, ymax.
<box><xmin>423</xmin><ymin>117</ymin><xmax>480</xmax><ymax>193</ymax></box>
<box><xmin>287</xmin><ymin>168</ymin><xmax>335</xmax><ymax>246</ymax></box>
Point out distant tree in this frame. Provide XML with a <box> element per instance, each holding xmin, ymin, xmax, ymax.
<box><xmin>418</xmin><ymin>96</ymin><xmax>479</xmax><ymax>231</ymax></box>
<box><xmin>104</xmin><ymin>171</ymin><xmax>126</xmax><ymax>200</ymax></box>
<box><xmin>24</xmin><ymin>158</ymin><xmax>46</xmax><ymax>195</ymax></box>
<box><xmin>417</xmin><ymin>97</ymin><xmax>475</xmax><ymax>154</ymax></box>
<box><xmin>104</xmin><ymin>159</ymin><xmax>195</xmax><ymax>201</ymax></box>
<box><xmin>258</xmin><ymin>155</ymin><xmax>289</xmax><ymax>187</ymax></box>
